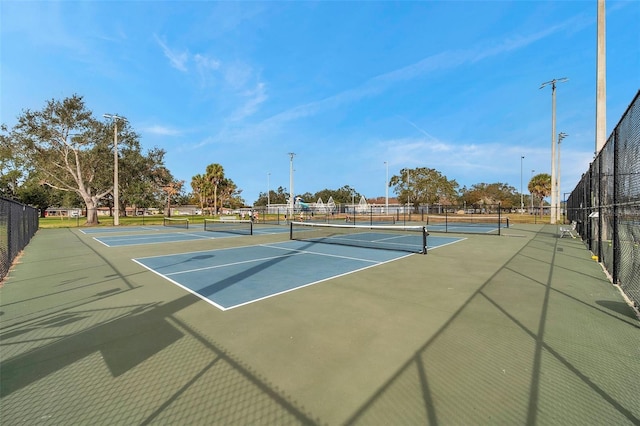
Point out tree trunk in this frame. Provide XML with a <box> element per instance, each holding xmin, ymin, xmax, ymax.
<box><xmin>539</xmin><ymin>200</ymin><xmax>544</xmax><ymax>220</ymax></box>
<box><xmin>84</xmin><ymin>197</ymin><xmax>100</xmax><ymax>225</ymax></box>
<box><xmin>214</xmin><ymin>185</ymin><xmax>218</xmax><ymax>216</ymax></box>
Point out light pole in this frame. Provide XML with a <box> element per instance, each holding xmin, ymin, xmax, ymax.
<box><xmin>103</xmin><ymin>114</ymin><xmax>127</xmax><ymax>226</ymax></box>
<box><xmin>288</xmin><ymin>153</ymin><xmax>295</xmax><ymax>217</ymax></box>
<box><xmin>267</xmin><ymin>172</ymin><xmax>271</xmax><ymax>212</ymax></box>
<box><xmin>520</xmin><ymin>156</ymin><xmax>525</xmax><ymax>214</ymax></box>
<box><xmin>596</xmin><ymin>0</ymin><xmax>606</xmax><ymax>155</ymax></box>
<box><xmin>558</xmin><ymin>132</ymin><xmax>568</xmax><ymax>223</ymax></box>
<box><xmin>540</xmin><ymin>77</ymin><xmax>568</xmax><ymax>224</ymax></box>
<box><xmin>384</xmin><ymin>161</ymin><xmax>389</xmax><ymax>214</ymax></box>
<box><xmin>405</xmin><ymin>168</ymin><xmax>411</xmax><ymax>213</ymax></box>
<box><xmin>530</xmin><ymin>169</ymin><xmax>535</xmax><ymax>214</ymax></box>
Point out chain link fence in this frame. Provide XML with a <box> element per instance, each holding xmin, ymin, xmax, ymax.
<box><xmin>0</xmin><ymin>197</ymin><xmax>39</xmax><ymax>281</ymax></box>
<box><xmin>253</xmin><ymin>204</ymin><xmax>508</xmax><ymax>234</ymax></box>
<box><xmin>566</xmin><ymin>90</ymin><xmax>640</xmax><ymax>309</ymax></box>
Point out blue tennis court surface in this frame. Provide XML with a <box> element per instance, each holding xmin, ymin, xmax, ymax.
<box><xmin>92</xmin><ymin>225</ymin><xmax>289</xmax><ymax>247</ymax></box>
<box><xmin>133</xmin><ymin>236</ymin><xmax>462</xmax><ymax>310</ymax></box>
<box><xmin>81</xmin><ymin>226</ymin><xmax>164</xmax><ymax>234</ymax></box>
<box><xmin>427</xmin><ymin>223</ymin><xmax>501</xmax><ymax>233</ymax></box>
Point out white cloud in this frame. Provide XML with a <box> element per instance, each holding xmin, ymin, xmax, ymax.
<box><xmin>143</xmin><ymin>125</ymin><xmax>181</xmax><ymax>136</ymax></box>
<box><xmin>223</xmin><ymin>61</ymin><xmax>254</xmax><ymax>90</ymax></box>
<box><xmin>229</xmin><ymin>82</ymin><xmax>268</xmax><ymax>121</ymax></box>
<box><xmin>259</xmin><ymin>14</ymin><xmax>575</xmax><ymax>130</ymax></box>
<box><xmin>154</xmin><ymin>35</ymin><xmax>188</xmax><ymax>72</ymax></box>
<box><xmin>194</xmin><ymin>54</ymin><xmax>220</xmax><ymax>71</ymax></box>
<box><xmin>194</xmin><ymin>54</ymin><xmax>221</xmax><ymax>87</ymax></box>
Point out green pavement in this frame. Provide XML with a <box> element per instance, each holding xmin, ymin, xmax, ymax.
<box><xmin>1</xmin><ymin>224</ymin><xmax>638</xmax><ymax>425</ymax></box>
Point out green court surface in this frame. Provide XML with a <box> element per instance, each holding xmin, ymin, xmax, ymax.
<box><xmin>1</xmin><ymin>224</ymin><xmax>638</xmax><ymax>425</ymax></box>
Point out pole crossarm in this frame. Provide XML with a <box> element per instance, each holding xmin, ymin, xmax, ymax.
<box><xmin>539</xmin><ymin>77</ymin><xmax>568</xmax><ymax>90</ymax></box>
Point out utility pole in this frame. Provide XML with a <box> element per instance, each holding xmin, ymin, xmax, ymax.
<box><xmin>558</xmin><ymin>132</ymin><xmax>568</xmax><ymax>223</ymax></box>
<box><xmin>596</xmin><ymin>0</ymin><xmax>606</xmax><ymax>155</ymax></box>
<box><xmin>520</xmin><ymin>156</ymin><xmax>525</xmax><ymax>214</ymax></box>
<box><xmin>288</xmin><ymin>152</ymin><xmax>295</xmax><ymax>218</ymax></box>
<box><xmin>103</xmin><ymin>114</ymin><xmax>127</xmax><ymax>226</ymax></box>
<box><xmin>384</xmin><ymin>161</ymin><xmax>389</xmax><ymax>214</ymax></box>
<box><xmin>540</xmin><ymin>78</ymin><xmax>568</xmax><ymax>224</ymax></box>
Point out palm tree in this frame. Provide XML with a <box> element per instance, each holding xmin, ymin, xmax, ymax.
<box><xmin>205</xmin><ymin>163</ymin><xmax>225</xmax><ymax>216</ymax></box>
<box><xmin>162</xmin><ymin>180</ymin><xmax>184</xmax><ymax>217</ymax></box>
<box><xmin>528</xmin><ymin>173</ymin><xmax>551</xmax><ymax>220</ymax></box>
<box><xmin>191</xmin><ymin>174</ymin><xmax>207</xmax><ymax>212</ymax></box>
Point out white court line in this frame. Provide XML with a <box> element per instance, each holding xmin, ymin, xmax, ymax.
<box><xmin>130</xmin><ymin>238</ymin><xmax>466</xmax><ymax>311</ymax></box>
<box><xmin>430</xmin><ymin>237</ymin><xmax>467</xmax><ymax>249</ymax></box>
<box><xmin>165</xmin><ymin>251</ymin><xmax>306</xmax><ymax>276</ymax></box>
<box><xmin>92</xmin><ymin>236</ymin><xmax>112</xmax><ymax>247</ymax></box>
<box><xmin>259</xmin><ymin>243</ymin><xmax>392</xmax><ymax>263</ymax></box>
<box><xmin>227</xmin><ymin>250</ymin><xmax>414</xmax><ymax>311</ymax></box>
<box><xmin>95</xmin><ymin>231</ymin><xmax>221</xmax><ymax>247</ymax></box>
<box><xmin>131</xmin><ymin>258</ymin><xmax>227</xmax><ymax>311</ymax></box>
<box><xmin>80</xmin><ymin>226</ymin><xmax>161</xmax><ymax>234</ymax></box>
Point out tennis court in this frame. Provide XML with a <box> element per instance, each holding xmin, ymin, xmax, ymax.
<box><xmin>133</xmin><ymin>233</ymin><xmax>463</xmax><ymax>310</ymax></box>
<box><xmin>2</xmin><ymin>224</ymin><xmax>638</xmax><ymax>425</ymax></box>
<box><xmin>90</xmin><ymin>223</ymin><xmax>289</xmax><ymax>247</ymax></box>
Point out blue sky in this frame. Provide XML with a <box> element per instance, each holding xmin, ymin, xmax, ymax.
<box><xmin>1</xmin><ymin>1</ymin><xmax>638</xmax><ymax>204</ymax></box>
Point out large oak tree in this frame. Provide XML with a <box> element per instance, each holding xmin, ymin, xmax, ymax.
<box><xmin>390</xmin><ymin>167</ymin><xmax>459</xmax><ymax>210</ymax></box>
<box><xmin>4</xmin><ymin>95</ymin><xmax>168</xmax><ymax>224</ymax></box>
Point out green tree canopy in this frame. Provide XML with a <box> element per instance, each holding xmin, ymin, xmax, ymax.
<box><xmin>119</xmin><ymin>146</ymin><xmax>172</xmax><ymax>213</ymax></box>
<box><xmin>390</xmin><ymin>167</ymin><xmax>459</xmax><ymax>209</ymax></box>
<box><xmin>191</xmin><ymin>174</ymin><xmax>208</xmax><ymax>210</ymax></box>
<box><xmin>205</xmin><ymin>163</ymin><xmax>225</xmax><ymax>214</ymax></box>
<box><xmin>529</xmin><ymin>173</ymin><xmax>551</xmax><ymax>218</ymax></box>
<box><xmin>0</xmin><ymin>125</ymin><xmax>25</xmax><ymax>199</ymax></box>
<box><xmin>459</xmin><ymin>182</ymin><xmax>518</xmax><ymax>208</ymax></box>
<box><xmin>312</xmin><ymin>186</ymin><xmax>360</xmax><ymax>205</ymax></box>
<box><xmin>254</xmin><ymin>186</ymin><xmax>289</xmax><ymax>206</ymax></box>
<box><xmin>217</xmin><ymin>177</ymin><xmax>244</xmax><ymax>210</ymax></box>
<box><xmin>3</xmin><ymin>94</ymin><xmax>170</xmax><ymax>224</ymax></box>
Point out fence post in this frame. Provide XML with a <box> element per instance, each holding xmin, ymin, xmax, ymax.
<box><xmin>612</xmin><ymin>126</ymin><xmax>619</xmax><ymax>284</ymax></box>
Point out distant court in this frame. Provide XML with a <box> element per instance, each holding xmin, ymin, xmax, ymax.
<box><xmin>87</xmin><ymin>224</ymin><xmax>289</xmax><ymax>247</ymax></box>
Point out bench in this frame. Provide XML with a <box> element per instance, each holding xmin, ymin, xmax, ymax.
<box><xmin>559</xmin><ymin>221</ymin><xmax>577</xmax><ymax>238</ymax></box>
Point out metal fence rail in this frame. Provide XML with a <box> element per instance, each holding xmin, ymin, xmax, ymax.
<box><xmin>254</xmin><ymin>204</ymin><xmax>508</xmax><ymax>235</ymax></box>
<box><xmin>566</xmin><ymin>90</ymin><xmax>640</xmax><ymax>309</ymax></box>
<box><xmin>0</xmin><ymin>197</ymin><xmax>39</xmax><ymax>281</ymax></box>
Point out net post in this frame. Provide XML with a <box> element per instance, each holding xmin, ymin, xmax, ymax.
<box><xmin>289</xmin><ymin>221</ymin><xmax>293</xmax><ymax>240</ymax></box>
<box><xmin>249</xmin><ymin>219</ymin><xmax>253</xmax><ymax>235</ymax></box>
<box><xmin>422</xmin><ymin>226</ymin><xmax>428</xmax><ymax>255</ymax></box>
<box><xmin>445</xmin><ymin>210</ymin><xmax>448</xmax><ymax>233</ymax></box>
<box><xmin>498</xmin><ymin>203</ymin><xmax>501</xmax><ymax>235</ymax></box>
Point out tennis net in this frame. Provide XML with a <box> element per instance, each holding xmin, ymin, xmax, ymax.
<box><xmin>204</xmin><ymin>218</ymin><xmax>253</xmax><ymax>235</ymax></box>
<box><xmin>163</xmin><ymin>217</ymin><xmax>189</xmax><ymax>229</ymax></box>
<box><xmin>425</xmin><ymin>215</ymin><xmax>508</xmax><ymax>233</ymax></box>
<box><xmin>289</xmin><ymin>221</ymin><xmax>427</xmax><ymax>254</ymax></box>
